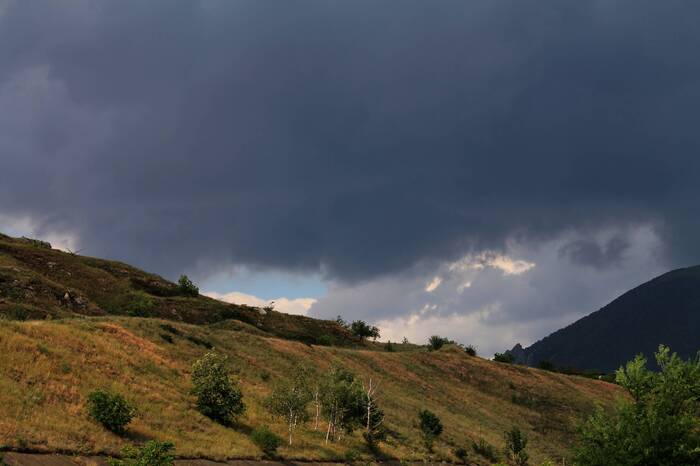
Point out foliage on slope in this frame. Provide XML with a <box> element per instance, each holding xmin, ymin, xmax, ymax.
<box><xmin>0</xmin><ymin>317</ymin><xmax>623</xmax><ymax>464</ymax></box>
<box><xmin>0</xmin><ymin>233</ymin><xmax>352</xmax><ymax>345</ymax></box>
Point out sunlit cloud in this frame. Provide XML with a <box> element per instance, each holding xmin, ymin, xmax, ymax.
<box><xmin>204</xmin><ymin>290</ymin><xmax>316</xmax><ymax>316</ymax></box>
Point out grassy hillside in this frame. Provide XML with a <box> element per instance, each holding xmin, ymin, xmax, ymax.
<box><xmin>0</xmin><ymin>317</ymin><xmax>622</xmax><ymax>464</ymax></box>
<box><xmin>0</xmin><ymin>233</ymin><xmax>625</xmax><ymax>463</ymax></box>
<box><xmin>0</xmin><ymin>233</ymin><xmax>352</xmax><ymax>345</ymax></box>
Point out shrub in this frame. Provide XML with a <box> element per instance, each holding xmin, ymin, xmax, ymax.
<box><xmin>386</xmin><ymin>340</ymin><xmax>395</xmax><ymax>352</ymax></box>
<box><xmin>125</xmin><ymin>292</ymin><xmax>154</xmax><ymax>317</ymax></box>
<box><xmin>464</xmin><ymin>344</ymin><xmax>477</xmax><ymax>356</ymax></box>
<box><xmin>191</xmin><ymin>350</ymin><xmax>244</xmax><ymax>425</ymax></box>
<box><xmin>504</xmin><ymin>426</ymin><xmax>529</xmax><ymax>466</ymax></box>
<box><xmin>428</xmin><ymin>335</ymin><xmax>450</xmax><ymax>351</ymax></box>
<box><xmin>177</xmin><ymin>274</ymin><xmax>199</xmax><ymax>297</ymax></box>
<box><xmin>250</xmin><ymin>426</ymin><xmax>282</xmax><ymax>458</ymax></box>
<box><xmin>574</xmin><ymin>345</ymin><xmax>700</xmax><ymax>466</ymax></box>
<box><xmin>107</xmin><ymin>440</ymin><xmax>174</xmax><ymax>466</ymax></box>
<box><xmin>418</xmin><ymin>409</ymin><xmax>443</xmax><ymax>452</ymax></box>
<box><xmin>160</xmin><ymin>333</ymin><xmax>174</xmax><ymax>343</ymax></box>
<box><xmin>87</xmin><ymin>390</ymin><xmax>135</xmax><ymax>434</ymax></box>
<box><xmin>453</xmin><ymin>446</ymin><xmax>469</xmax><ymax>463</ymax></box>
<box><xmin>472</xmin><ymin>438</ymin><xmax>498</xmax><ymax>462</ymax></box>
<box><xmin>316</xmin><ymin>334</ymin><xmax>333</xmax><ymax>346</ymax></box>
<box><xmin>493</xmin><ymin>352</ymin><xmax>514</xmax><ymax>363</ymax></box>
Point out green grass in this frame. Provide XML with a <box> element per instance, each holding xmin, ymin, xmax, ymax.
<box><xmin>0</xmin><ymin>317</ymin><xmax>624</xmax><ymax>464</ymax></box>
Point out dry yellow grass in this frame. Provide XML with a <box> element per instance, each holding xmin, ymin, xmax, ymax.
<box><xmin>0</xmin><ymin>317</ymin><xmax>623</xmax><ymax>464</ymax></box>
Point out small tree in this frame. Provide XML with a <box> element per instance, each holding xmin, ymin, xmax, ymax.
<box><xmin>574</xmin><ymin>345</ymin><xmax>700</xmax><ymax>466</ymax></box>
<box><xmin>464</xmin><ymin>344</ymin><xmax>477</xmax><ymax>356</ymax></box>
<box><xmin>350</xmin><ymin>320</ymin><xmax>379</xmax><ymax>341</ymax></box>
<box><xmin>265</xmin><ymin>365</ymin><xmax>313</xmax><ymax>445</ymax></box>
<box><xmin>178</xmin><ymin>274</ymin><xmax>199</xmax><ymax>297</ymax></box>
<box><xmin>107</xmin><ymin>441</ymin><xmax>175</xmax><ymax>466</ymax></box>
<box><xmin>504</xmin><ymin>426</ymin><xmax>528</xmax><ymax>466</ymax></box>
<box><xmin>250</xmin><ymin>426</ymin><xmax>283</xmax><ymax>458</ymax></box>
<box><xmin>418</xmin><ymin>409</ymin><xmax>443</xmax><ymax>452</ymax></box>
<box><xmin>362</xmin><ymin>377</ymin><xmax>386</xmax><ymax>451</ymax></box>
<box><xmin>191</xmin><ymin>350</ymin><xmax>244</xmax><ymax>425</ymax></box>
<box><xmin>87</xmin><ymin>390</ymin><xmax>136</xmax><ymax>435</ymax></box>
<box><xmin>319</xmin><ymin>366</ymin><xmax>364</xmax><ymax>443</ymax></box>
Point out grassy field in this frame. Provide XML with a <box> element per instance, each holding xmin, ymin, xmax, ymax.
<box><xmin>0</xmin><ymin>316</ymin><xmax>623</xmax><ymax>464</ymax></box>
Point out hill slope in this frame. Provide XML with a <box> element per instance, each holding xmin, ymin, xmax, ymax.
<box><xmin>512</xmin><ymin>265</ymin><xmax>700</xmax><ymax>373</ymax></box>
<box><xmin>0</xmin><ymin>317</ymin><xmax>622</xmax><ymax>464</ymax></box>
<box><xmin>0</xmin><ymin>233</ymin><xmax>625</xmax><ymax>463</ymax></box>
<box><xmin>0</xmin><ymin>233</ymin><xmax>352</xmax><ymax>345</ymax></box>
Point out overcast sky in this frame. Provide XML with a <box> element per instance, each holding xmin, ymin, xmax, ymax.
<box><xmin>1</xmin><ymin>1</ymin><xmax>698</xmax><ymax>355</ymax></box>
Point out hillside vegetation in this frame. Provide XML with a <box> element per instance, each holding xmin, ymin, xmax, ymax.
<box><xmin>0</xmin><ymin>233</ymin><xmax>624</xmax><ymax>463</ymax></box>
<box><xmin>0</xmin><ymin>233</ymin><xmax>352</xmax><ymax>345</ymax></box>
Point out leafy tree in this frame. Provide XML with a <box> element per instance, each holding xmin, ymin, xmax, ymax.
<box><xmin>265</xmin><ymin>365</ymin><xmax>313</xmax><ymax>445</ymax></box>
<box><xmin>87</xmin><ymin>390</ymin><xmax>136</xmax><ymax>435</ymax></box>
<box><xmin>504</xmin><ymin>426</ymin><xmax>528</xmax><ymax>466</ymax></box>
<box><xmin>418</xmin><ymin>409</ymin><xmax>443</xmax><ymax>452</ymax></box>
<box><xmin>250</xmin><ymin>426</ymin><xmax>282</xmax><ymax>458</ymax></box>
<box><xmin>177</xmin><ymin>274</ymin><xmax>199</xmax><ymax>297</ymax></box>
<box><xmin>191</xmin><ymin>350</ymin><xmax>244</xmax><ymax>425</ymax></box>
<box><xmin>319</xmin><ymin>366</ymin><xmax>364</xmax><ymax>443</ymax></box>
<box><xmin>350</xmin><ymin>320</ymin><xmax>380</xmax><ymax>341</ymax></box>
<box><xmin>107</xmin><ymin>441</ymin><xmax>174</xmax><ymax>466</ymax></box>
<box><xmin>574</xmin><ymin>345</ymin><xmax>700</xmax><ymax>466</ymax></box>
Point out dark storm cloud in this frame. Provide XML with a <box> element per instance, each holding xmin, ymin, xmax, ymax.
<box><xmin>1</xmin><ymin>0</ymin><xmax>699</xmax><ymax>281</ymax></box>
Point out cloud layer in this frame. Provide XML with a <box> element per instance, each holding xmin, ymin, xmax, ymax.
<box><xmin>1</xmin><ymin>1</ymin><xmax>698</xmax><ymax>348</ymax></box>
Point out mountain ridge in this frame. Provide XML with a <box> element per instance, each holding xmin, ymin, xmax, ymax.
<box><xmin>511</xmin><ymin>265</ymin><xmax>700</xmax><ymax>373</ymax></box>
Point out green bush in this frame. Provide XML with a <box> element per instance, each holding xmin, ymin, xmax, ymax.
<box><xmin>504</xmin><ymin>426</ymin><xmax>528</xmax><ymax>466</ymax></box>
<box><xmin>107</xmin><ymin>440</ymin><xmax>174</xmax><ymax>466</ymax></box>
<box><xmin>386</xmin><ymin>340</ymin><xmax>395</xmax><ymax>352</ymax></box>
<box><xmin>428</xmin><ymin>335</ymin><xmax>450</xmax><ymax>351</ymax></box>
<box><xmin>191</xmin><ymin>350</ymin><xmax>245</xmax><ymax>425</ymax></box>
<box><xmin>464</xmin><ymin>344</ymin><xmax>477</xmax><ymax>356</ymax></box>
<box><xmin>574</xmin><ymin>345</ymin><xmax>700</xmax><ymax>466</ymax></box>
<box><xmin>126</xmin><ymin>292</ymin><xmax>154</xmax><ymax>317</ymax></box>
<box><xmin>250</xmin><ymin>426</ymin><xmax>282</xmax><ymax>458</ymax></box>
<box><xmin>177</xmin><ymin>274</ymin><xmax>199</xmax><ymax>297</ymax></box>
<box><xmin>472</xmin><ymin>438</ymin><xmax>498</xmax><ymax>462</ymax></box>
<box><xmin>316</xmin><ymin>334</ymin><xmax>333</xmax><ymax>346</ymax></box>
<box><xmin>87</xmin><ymin>390</ymin><xmax>135</xmax><ymax>434</ymax></box>
<box><xmin>493</xmin><ymin>352</ymin><xmax>514</xmax><ymax>363</ymax></box>
<box><xmin>418</xmin><ymin>409</ymin><xmax>443</xmax><ymax>452</ymax></box>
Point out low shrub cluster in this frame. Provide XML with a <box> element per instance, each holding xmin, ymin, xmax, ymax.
<box><xmin>87</xmin><ymin>390</ymin><xmax>135</xmax><ymax>435</ymax></box>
